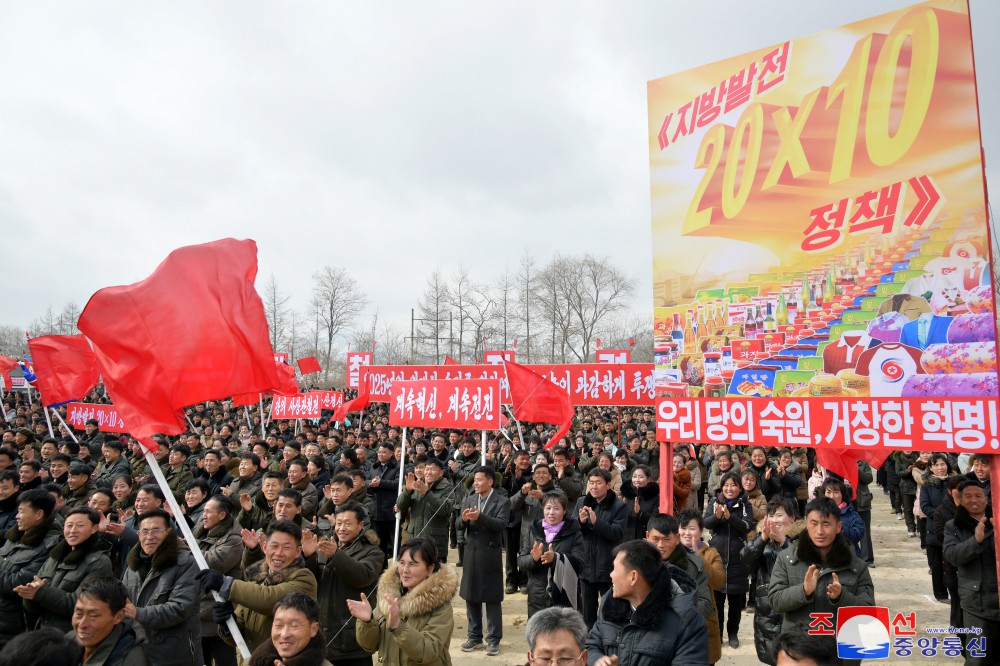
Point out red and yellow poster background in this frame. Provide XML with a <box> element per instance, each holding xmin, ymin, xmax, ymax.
<box><xmin>649</xmin><ymin>0</ymin><xmax>997</xmax><ymax>450</ymax></box>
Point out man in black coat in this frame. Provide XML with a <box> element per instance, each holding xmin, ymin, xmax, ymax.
<box><xmin>574</xmin><ymin>467</ymin><xmax>627</xmax><ymax>629</ymax></box>
<box><xmin>366</xmin><ymin>442</ymin><xmax>400</xmax><ymax>560</ymax></box>
<box><xmin>932</xmin><ymin>475</ymin><xmax>964</xmax><ymax>644</ymax></box>
<box><xmin>502</xmin><ymin>450</ymin><xmax>533</xmax><ymax>594</ymax></box>
<box><xmin>458</xmin><ymin>466</ymin><xmax>510</xmax><ymax>657</ymax></box>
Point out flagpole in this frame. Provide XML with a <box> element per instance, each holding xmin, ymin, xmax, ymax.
<box><xmin>143</xmin><ymin>449</ymin><xmax>252</xmax><ymax>659</ymax></box>
<box><xmin>481</xmin><ymin>430</ymin><xmax>487</xmax><ymax>467</ymax></box>
<box><xmin>51</xmin><ymin>410</ymin><xmax>79</xmax><ymax>444</ymax></box>
<box><xmin>259</xmin><ymin>394</ymin><xmax>266</xmax><ymax>438</ymax></box>
<box><xmin>43</xmin><ymin>405</ymin><xmax>55</xmax><ymax>438</ymax></box>
<box><xmin>392</xmin><ymin>427</ymin><xmax>407</xmax><ymax>562</ymax></box>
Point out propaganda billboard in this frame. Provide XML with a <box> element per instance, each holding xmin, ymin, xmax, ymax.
<box><xmin>649</xmin><ymin>0</ymin><xmax>997</xmax><ymax>449</ymax></box>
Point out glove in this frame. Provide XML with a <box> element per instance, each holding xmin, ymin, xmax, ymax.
<box><xmin>196</xmin><ymin>568</ymin><xmax>226</xmax><ymax>593</ymax></box>
<box><xmin>212</xmin><ymin>601</ymin><xmax>235</xmax><ymax>624</ymax></box>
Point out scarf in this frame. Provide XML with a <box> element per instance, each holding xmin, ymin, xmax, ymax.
<box><xmin>543</xmin><ymin>520</ymin><xmax>564</xmax><ymax>543</ymax></box>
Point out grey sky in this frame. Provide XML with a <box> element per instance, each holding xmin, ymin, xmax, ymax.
<box><xmin>2</xmin><ymin>1</ymin><xmax>996</xmax><ymax>339</ymax></box>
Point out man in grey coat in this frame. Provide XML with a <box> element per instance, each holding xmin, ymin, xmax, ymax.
<box><xmin>458</xmin><ymin>466</ymin><xmax>510</xmax><ymax>656</ymax></box>
<box><xmin>121</xmin><ymin>508</ymin><xmax>202</xmax><ymax>666</ymax></box>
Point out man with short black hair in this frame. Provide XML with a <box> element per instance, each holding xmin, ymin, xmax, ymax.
<box><xmin>768</xmin><ymin>497</ymin><xmax>875</xmax><ymax>640</ymax></box>
<box><xmin>94</xmin><ymin>441</ymin><xmax>130</xmax><ymax>489</ymax></box>
<box><xmin>165</xmin><ymin>445</ymin><xmax>194</xmax><ymax>503</ymax></box>
<box><xmin>367</xmin><ymin>442</ymin><xmax>399</xmax><ymax>560</ymax></box>
<box><xmin>586</xmin><ymin>539</ymin><xmax>708</xmax><ymax>665</ymax></box>
<box><xmin>0</xmin><ymin>470</ymin><xmax>20</xmax><ymax>547</ymax></box>
<box><xmin>69</xmin><ymin>576</ymin><xmax>149</xmax><ymax>665</ymax></box>
<box><xmin>199</xmin><ymin>520</ymin><xmax>318</xmax><ymax>655</ymax></box>
<box><xmin>121</xmin><ymin>508</ymin><xmax>202</xmax><ymax>666</ymax></box>
<box><xmin>18</xmin><ymin>460</ymin><xmax>42</xmax><ymax>492</ymax></box>
<box><xmin>575</xmin><ymin>467</ymin><xmax>627</xmax><ymax>629</ymax></box>
<box><xmin>772</xmin><ymin>631</ymin><xmax>844</xmax><ymax>666</ymax></box>
<box><xmin>0</xmin><ymin>488</ymin><xmax>61</xmax><ymax>647</ymax></box>
<box><xmin>646</xmin><ymin>513</ymin><xmax>715</xmax><ymax>625</ymax></box>
<box><xmin>247</xmin><ymin>592</ymin><xmax>330</xmax><ymax>666</ymax></box>
<box><xmin>396</xmin><ymin>457</ymin><xmax>454</xmax><ymax>562</ymax></box>
<box><xmin>61</xmin><ymin>464</ymin><xmax>96</xmax><ymax>517</ymax></box>
<box><xmin>285</xmin><ymin>459</ymin><xmax>318</xmax><ymax>519</ymax></box>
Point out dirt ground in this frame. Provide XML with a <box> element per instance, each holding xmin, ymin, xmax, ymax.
<box><xmin>445</xmin><ymin>489</ymin><xmax>963</xmax><ymax>666</ymax></box>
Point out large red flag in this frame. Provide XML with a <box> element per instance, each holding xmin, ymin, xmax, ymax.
<box><xmin>270</xmin><ymin>360</ymin><xmax>300</xmax><ymax>397</ymax></box>
<box><xmin>443</xmin><ymin>356</ymin><xmax>459</xmax><ymax>365</ymax></box>
<box><xmin>504</xmin><ymin>360</ymin><xmax>573</xmax><ymax>449</ymax></box>
<box><xmin>231</xmin><ymin>392</ymin><xmax>259</xmax><ymax>408</ymax></box>
<box><xmin>27</xmin><ymin>334</ymin><xmax>99</xmax><ymax>406</ymax></box>
<box><xmin>815</xmin><ymin>448</ymin><xmax>891</xmax><ymax>494</ymax></box>
<box><xmin>78</xmin><ymin>239</ymin><xmax>280</xmax><ymax>446</ymax></box>
<box><xmin>0</xmin><ymin>356</ymin><xmax>19</xmax><ymax>391</ymax></box>
<box><xmin>297</xmin><ymin>356</ymin><xmax>322</xmax><ymax>375</ymax></box>
<box><xmin>332</xmin><ymin>376</ymin><xmax>370</xmax><ymax>423</ymax></box>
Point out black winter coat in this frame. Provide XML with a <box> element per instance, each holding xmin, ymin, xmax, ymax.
<box><xmin>619</xmin><ymin>481</ymin><xmax>660</xmax><ymax>540</ymax></box>
<box><xmin>458</xmin><ymin>490</ymin><xmax>510</xmax><ymax>604</ymax></box>
<box><xmin>367</xmin><ymin>458</ymin><xmax>400</xmax><ymax>522</ymax></box>
<box><xmin>0</xmin><ymin>517</ymin><xmax>62</xmax><ymax>644</ymax></box>
<box><xmin>920</xmin><ymin>473</ymin><xmax>955</xmax><ymax>547</ymax></box>
<box><xmin>574</xmin><ymin>492</ymin><xmax>628</xmax><ymax>584</ymax></box>
<box><xmin>517</xmin><ymin>517</ymin><xmax>584</xmax><ymax>617</ymax></box>
<box><xmin>703</xmin><ymin>491</ymin><xmax>753</xmax><ymax>594</ymax></box>
<box><xmin>740</xmin><ymin>520</ymin><xmax>806</xmax><ymax>665</ymax></box>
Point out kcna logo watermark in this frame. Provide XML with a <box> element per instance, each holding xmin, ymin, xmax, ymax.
<box><xmin>808</xmin><ymin>607</ymin><xmax>987</xmax><ymax>660</ymax></box>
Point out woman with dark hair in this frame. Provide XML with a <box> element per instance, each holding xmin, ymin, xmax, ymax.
<box><xmin>110</xmin><ymin>474</ymin><xmax>136</xmax><ymax>515</ymax></box>
<box><xmin>517</xmin><ymin>490</ymin><xmax>584</xmax><ymax>617</ymax></box>
<box><xmin>704</xmin><ymin>470</ymin><xmax>753</xmax><ymax>649</ymax></box>
<box><xmin>677</xmin><ymin>508</ymin><xmax>724</xmax><ymax>665</ymax></box>
<box><xmin>352</xmin><ymin>537</ymin><xmax>457</xmax><ymax>665</ymax></box>
<box><xmin>920</xmin><ymin>453</ymin><xmax>956</xmax><ymax>602</ymax></box>
<box><xmin>740</xmin><ymin>497</ymin><xmax>804</xmax><ymax>665</ymax></box>
<box><xmin>619</xmin><ymin>465</ymin><xmax>660</xmax><ymax>540</ymax></box>
<box><xmin>820</xmin><ymin>477</ymin><xmax>865</xmax><ymax>556</ymax></box>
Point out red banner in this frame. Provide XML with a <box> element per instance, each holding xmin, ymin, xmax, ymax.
<box><xmin>66</xmin><ymin>403</ymin><xmax>128</xmax><ymax>433</ymax></box>
<box><xmin>656</xmin><ymin>396</ymin><xmax>999</xmax><ymax>453</ymax></box>
<box><xmin>361</xmin><ymin>363</ymin><xmax>655</xmax><ymax>406</ymax></box>
<box><xmin>274</xmin><ymin>353</ymin><xmax>289</xmax><ymax>364</ymax></box>
<box><xmin>346</xmin><ymin>352</ymin><xmax>373</xmax><ymax>389</ymax></box>
<box><xmin>271</xmin><ymin>393</ymin><xmax>322</xmax><ymax>419</ymax></box>
<box><xmin>314</xmin><ymin>390</ymin><xmax>344</xmax><ymax>411</ymax></box>
<box><xmin>389</xmin><ymin>378</ymin><xmax>501</xmax><ymax>430</ymax></box>
<box><xmin>596</xmin><ymin>349</ymin><xmax>631</xmax><ymax>364</ymax></box>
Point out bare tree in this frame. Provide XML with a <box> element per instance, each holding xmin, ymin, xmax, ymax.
<box><xmin>534</xmin><ymin>256</ymin><xmax>575</xmax><ymax>362</ymax></box>
<box><xmin>28</xmin><ymin>307</ymin><xmax>58</xmax><ymax>337</ymax></box>
<box><xmin>414</xmin><ymin>271</ymin><xmax>451</xmax><ymax>364</ymax></box>
<box><xmin>493</xmin><ymin>268</ymin><xmax>515</xmax><ymax>350</ymax></box>
<box><xmin>0</xmin><ymin>326</ymin><xmax>26</xmax><ymax>358</ymax></box>
<box><xmin>597</xmin><ymin>312</ymin><xmax>653</xmax><ymax>362</ymax></box>
<box><xmin>58</xmin><ymin>302</ymin><xmax>82</xmax><ymax>335</ymax></box>
<box><xmin>262</xmin><ymin>274</ymin><xmax>292</xmax><ymax>353</ymax></box>
<box><xmin>562</xmin><ymin>255</ymin><xmax>634</xmax><ymax>362</ymax></box>
<box><xmin>464</xmin><ymin>284</ymin><xmax>496</xmax><ymax>361</ymax></box>
<box><xmin>449</xmin><ymin>266</ymin><xmax>472</xmax><ymax>362</ymax></box>
<box><xmin>312</xmin><ymin>267</ymin><xmax>367</xmax><ymax>383</ymax></box>
<box><xmin>516</xmin><ymin>249</ymin><xmax>536</xmax><ymax>362</ymax></box>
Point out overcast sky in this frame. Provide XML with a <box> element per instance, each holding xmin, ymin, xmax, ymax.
<box><xmin>3</xmin><ymin>0</ymin><xmax>996</xmax><ymax>341</ymax></box>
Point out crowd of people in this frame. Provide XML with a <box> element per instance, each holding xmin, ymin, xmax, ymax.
<box><xmin>0</xmin><ymin>388</ymin><xmax>995</xmax><ymax>665</ymax></box>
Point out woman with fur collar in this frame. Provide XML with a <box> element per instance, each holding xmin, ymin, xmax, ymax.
<box><xmin>740</xmin><ymin>497</ymin><xmax>805</xmax><ymax>666</ymax></box>
<box><xmin>352</xmin><ymin>537</ymin><xmax>457</xmax><ymax>666</ymax></box>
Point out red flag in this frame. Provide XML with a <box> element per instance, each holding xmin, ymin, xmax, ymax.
<box><xmin>444</xmin><ymin>356</ymin><xmax>459</xmax><ymax>365</ymax></box>
<box><xmin>271</xmin><ymin>360</ymin><xmax>299</xmax><ymax>397</ymax></box>
<box><xmin>512</xmin><ymin>339</ymin><xmax>518</xmax><ymax>350</ymax></box>
<box><xmin>0</xmin><ymin>356</ymin><xmax>19</xmax><ymax>391</ymax></box>
<box><xmin>27</xmin><ymin>334</ymin><xmax>99</xmax><ymax>406</ymax></box>
<box><xmin>78</xmin><ymin>239</ymin><xmax>281</xmax><ymax>448</ymax></box>
<box><xmin>629</xmin><ymin>337</ymin><xmax>636</xmax><ymax>348</ymax></box>
<box><xmin>231</xmin><ymin>392</ymin><xmax>259</xmax><ymax>408</ymax></box>
<box><xmin>815</xmin><ymin>447</ymin><xmax>894</xmax><ymax>494</ymax></box>
<box><xmin>332</xmin><ymin>376</ymin><xmax>370</xmax><ymax>423</ymax></box>
<box><xmin>596</xmin><ymin>338</ymin><xmax>602</xmax><ymax>350</ymax></box>
<box><xmin>296</xmin><ymin>356</ymin><xmax>322</xmax><ymax>375</ymax></box>
<box><xmin>503</xmin><ymin>360</ymin><xmax>573</xmax><ymax>450</ymax></box>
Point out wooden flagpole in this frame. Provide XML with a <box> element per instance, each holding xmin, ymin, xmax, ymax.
<box><xmin>143</xmin><ymin>449</ymin><xmax>252</xmax><ymax>659</ymax></box>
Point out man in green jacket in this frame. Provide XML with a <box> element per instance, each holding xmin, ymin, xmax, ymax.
<box><xmin>305</xmin><ymin>501</ymin><xmax>384</xmax><ymax>665</ymax></box>
<box><xmin>396</xmin><ymin>458</ymin><xmax>454</xmax><ymax>562</ymax></box>
<box><xmin>198</xmin><ymin>520</ymin><xmax>317</xmax><ymax>659</ymax></box>
<box><xmin>767</xmin><ymin>496</ymin><xmax>874</xmax><ymax>661</ymax></box>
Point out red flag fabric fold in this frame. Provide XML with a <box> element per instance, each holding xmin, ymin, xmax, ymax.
<box><xmin>504</xmin><ymin>360</ymin><xmax>574</xmax><ymax>449</ymax></box>
<box><xmin>27</xmin><ymin>334</ymin><xmax>100</xmax><ymax>406</ymax></box>
<box><xmin>296</xmin><ymin>356</ymin><xmax>322</xmax><ymax>375</ymax></box>
<box><xmin>816</xmin><ymin>447</ymin><xmax>892</xmax><ymax>493</ymax></box>
<box><xmin>332</xmin><ymin>377</ymin><xmax>370</xmax><ymax>423</ymax></box>
<box><xmin>78</xmin><ymin>239</ymin><xmax>280</xmax><ymax>446</ymax></box>
<box><xmin>231</xmin><ymin>392</ymin><xmax>259</xmax><ymax>408</ymax></box>
<box><xmin>444</xmin><ymin>356</ymin><xmax>459</xmax><ymax>365</ymax></box>
<box><xmin>270</xmin><ymin>360</ymin><xmax>300</xmax><ymax>397</ymax></box>
<box><xmin>0</xmin><ymin>356</ymin><xmax>19</xmax><ymax>392</ymax></box>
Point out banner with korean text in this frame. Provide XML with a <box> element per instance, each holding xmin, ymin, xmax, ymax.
<box><xmin>389</xmin><ymin>378</ymin><xmax>502</xmax><ymax>430</ymax></box>
<box><xmin>362</xmin><ymin>363</ymin><xmax>655</xmax><ymax>406</ymax></box>
<box><xmin>346</xmin><ymin>352</ymin><xmax>373</xmax><ymax>389</ymax></box>
<box><xmin>66</xmin><ymin>403</ymin><xmax>128</xmax><ymax>433</ymax></box>
<box><xmin>649</xmin><ymin>0</ymin><xmax>997</xmax><ymax>446</ymax></box>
